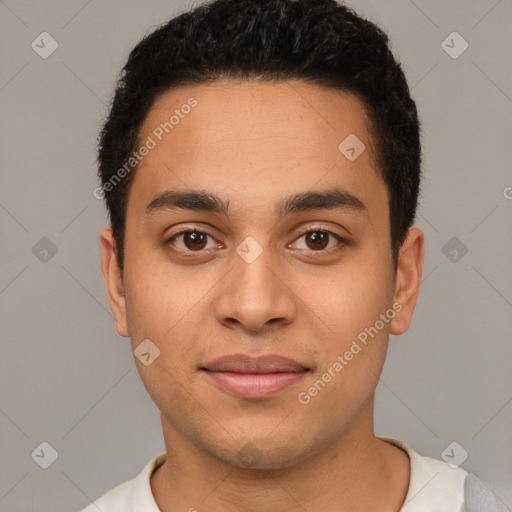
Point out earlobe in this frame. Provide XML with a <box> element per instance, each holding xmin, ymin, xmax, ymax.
<box><xmin>99</xmin><ymin>228</ymin><xmax>130</xmax><ymax>337</ymax></box>
<box><xmin>389</xmin><ymin>227</ymin><xmax>424</xmax><ymax>336</ymax></box>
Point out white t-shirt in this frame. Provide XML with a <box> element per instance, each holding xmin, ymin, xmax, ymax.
<box><xmin>78</xmin><ymin>438</ymin><xmax>497</xmax><ymax>511</ymax></box>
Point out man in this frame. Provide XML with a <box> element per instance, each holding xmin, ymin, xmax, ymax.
<box><xmin>82</xmin><ymin>0</ymin><xmax>504</xmax><ymax>510</ymax></box>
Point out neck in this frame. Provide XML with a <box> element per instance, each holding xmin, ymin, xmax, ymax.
<box><xmin>151</xmin><ymin>403</ymin><xmax>410</xmax><ymax>512</ymax></box>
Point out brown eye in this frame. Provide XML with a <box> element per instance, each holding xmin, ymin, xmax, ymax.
<box><xmin>305</xmin><ymin>231</ymin><xmax>329</xmax><ymax>250</ymax></box>
<box><xmin>183</xmin><ymin>231</ymin><xmax>207</xmax><ymax>250</ymax></box>
<box><xmin>168</xmin><ymin>230</ymin><xmax>215</xmax><ymax>252</ymax></box>
<box><xmin>292</xmin><ymin>229</ymin><xmax>342</xmax><ymax>252</ymax></box>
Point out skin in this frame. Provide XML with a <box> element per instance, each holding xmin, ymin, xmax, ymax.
<box><xmin>100</xmin><ymin>79</ymin><xmax>424</xmax><ymax>511</ymax></box>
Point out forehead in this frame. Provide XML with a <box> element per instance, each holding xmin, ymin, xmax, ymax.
<box><xmin>130</xmin><ymin>80</ymin><xmax>387</xmax><ymax>218</ymax></box>
<box><xmin>139</xmin><ymin>79</ymin><xmax>377</xmax><ymax>159</ymax></box>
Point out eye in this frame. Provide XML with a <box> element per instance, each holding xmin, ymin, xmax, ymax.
<box><xmin>290</xmin><ymin>229</ymin><xmax>343</xmax><ymax>252</ymax></box>
<box><xmin>167</xmin><ymin>229</ymin><xmax>218</xmax><ymax>252</ymax></box>
<box><xmin>166</xmin><ymin>227</ymin><xmax>345</xmax><ymax>256</ymax></box>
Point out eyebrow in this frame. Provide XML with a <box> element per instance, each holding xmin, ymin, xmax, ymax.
<box><xmin>145</xmin><ymin>187</ymin><xmax>367</xmax><ymax>218</ymax></box>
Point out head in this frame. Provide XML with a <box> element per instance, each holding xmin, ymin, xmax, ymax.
<box><xmin>97</xmin><ymin>0</ymin><xmax>421</xmax><ymax>271</ymax></box>
<box><xmin>99</xmin><ymin>0</ymin><xmax>424</xmax><ymax>470</ymax></box>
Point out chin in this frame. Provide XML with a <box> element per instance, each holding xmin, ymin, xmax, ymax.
<box><xmin>212</xmin><ymin>433</ymin><xmax>314</xmax><ymax>471</ymax></box>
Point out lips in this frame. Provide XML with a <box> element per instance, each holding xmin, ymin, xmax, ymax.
<box><xmin>201</xmin><ymin>354</ymin><xmax>310</xmax><ymax>399</ymax></box>
<box><xmin>203</xmin><ymin>354</ymin><xmax>310</xmax><ymax>373</ymax></box>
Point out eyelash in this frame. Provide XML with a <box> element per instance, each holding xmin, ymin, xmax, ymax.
<box><xmin>165</xmin><ymin>227</ymin><xmax>346</xmax><ymax>257</ymax></box>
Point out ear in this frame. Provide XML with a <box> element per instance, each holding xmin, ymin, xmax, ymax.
<box><xmin>100</xmin><ymin>228</ymin><xmax>130</xmax><ymax>337</ymax></box>
<box><xmin>389</xmin><ymin>227</ymin><xmax>424</xmax><ymax>335</ymax></box>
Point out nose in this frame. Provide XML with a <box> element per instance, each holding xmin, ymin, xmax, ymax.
<box><xmin>213</xmin><ymin>244</ymin><xmax>296</xmax><ymax>334</ymax></box>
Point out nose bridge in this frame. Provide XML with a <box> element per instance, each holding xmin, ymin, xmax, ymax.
<box><xmin>234</xmin><ymin>241</ymin><xmax>277</xmax><ymax>301</ymax></box>
<box><xmin>214</xmin><ymin>237</ymin><xmax>295</xmax><ymax>332</ymax></box>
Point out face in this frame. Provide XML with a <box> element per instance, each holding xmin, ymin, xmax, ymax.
<box><xmin>101</xmin><ymin>80</ymin><xmax>423</xmax><ymax>469</ymax></box>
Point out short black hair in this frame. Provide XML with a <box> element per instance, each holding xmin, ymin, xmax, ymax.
<box><xmin>97</xmin><ymin>0</ymin><xmax>421</xmax><ymax>271</ymax></box>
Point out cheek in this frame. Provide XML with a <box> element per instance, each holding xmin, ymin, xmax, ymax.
<box><xmin>301</xmin><ymin>254</ymin><xmax>394</xmax><ymax>393</ymax></box>
<box><xmin>299</xmin><ymin>292</ymin><xmax>392</xmax><ymax>423</ymax></box>
<box><xmin>122</xmin><ymin>268</ymin><xmax>201</xmax><ymax>411</ymax></box>
<box><xmin>122</xmin><ymin>255</ymin><xmax>212</xmax><ymax>368</ymax></box>
<box><xmin>312</xmin><ymin>261</ymin><xmax>394</xmax><ymax>336</ymax></box>
<box><xmin>122</xmin><ymin>246</ymin><xmax>179</xmax><ymax>334</ymax></box>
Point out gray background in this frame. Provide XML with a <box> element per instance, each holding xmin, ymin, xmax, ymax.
<box><xmin>1</xmin><ymin>0</ymin><xmax>511</xmax><ymax>510</ymax></box>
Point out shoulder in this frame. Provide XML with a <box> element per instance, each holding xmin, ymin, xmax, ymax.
<box><xmin>382</xmin><ymin>438</ymin><xmax>467</xmax><ymax>511</ymax></box>
<box><xmin>461</xmin><ymin>472</ymin><xmax>510</xmax><ymax>512</ymax></box>
<box><xmin>79</xmin><ymin>479</ymin><xmax>134</xmax><ymax>512</ymax></box>
<box><xmin>383</xmin><ymin>438</ymin><xmax>508</xmax><ymax>512</ymax></box>
<box><xmin>77</xmin><ymin>453</ymin><xmax>166</xmax><ymax>512</ymax></box>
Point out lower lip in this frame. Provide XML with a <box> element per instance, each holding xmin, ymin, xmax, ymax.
<box><xmin>202</xmin><ymin>370</ymin><xmax>308</xmax><ymax>398</ymax></box>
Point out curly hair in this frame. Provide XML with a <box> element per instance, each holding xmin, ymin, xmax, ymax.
<box><xmin>97</xmin><ymin>0</ymin><xmax>421</xmax><ymax>270</ymax></box>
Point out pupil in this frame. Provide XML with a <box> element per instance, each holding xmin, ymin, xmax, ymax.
<box><xmin>186</xmin><ymin>231</ymin><xmax>206</xmax><ymax>250</ymax></box>
<box><xmin>309</xmin><ymin>231</ymin><xmax>327</xmax><ymax>249</ymax></box>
